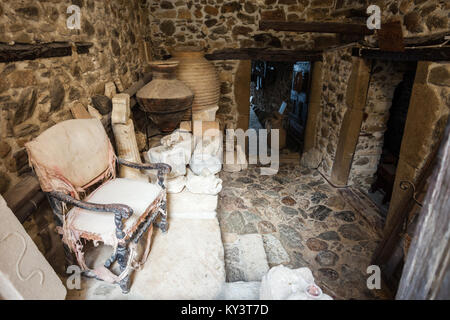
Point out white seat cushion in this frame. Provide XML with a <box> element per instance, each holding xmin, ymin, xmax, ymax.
<box><xmin>68</xmin><ymin>178</ymin><xmax>162</xmax><ymax>245</ymax></box>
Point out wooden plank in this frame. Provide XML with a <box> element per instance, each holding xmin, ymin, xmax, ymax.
<box><xmin>330</xmin><ymin>7</ymin><xmax>368</xmax><ymax>18</ymax></box>
<box><xmin>205</xmin><ymin>48</ymin><xmax>323</xmax><ymax>62</ymax></box>
<box><xmin>372</xmin><ymin>128</ymin><xmax>442</xmax><ymax>266</ymax></box>
<box><xmin>377</xmin><ymin>21</ymin><xmax>405</xmax><ymax>52</ymax></box>
<box><xmin>3</xmin><ymin>175</ymin><xmax>40</xmax><ymax>212</ymax></box>
<box><xmin>259</xmin><ymin>20</ymin><xmax>374</xmax><ymax>35</ymax></box>
<box><xmin>70</xmin><ymin>102</ymin><xmax>92</xmax><ymax>119</ymax></box>
<box><xmin>396</xmin><ymin>119</ymin><xmax>450</xmax><ymax>300</ymax></box>
<box><xmin>0</xmin><ymin>42</ymin><xmax>93</xmax><ymax>63</ymax></box>
<box><xmin>352</xmin><ymin>46</ymin><xmax>450</xmax><ymax>61</ymax></box>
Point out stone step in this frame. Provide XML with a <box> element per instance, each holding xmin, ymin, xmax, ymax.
<box><xmin>216</xmin><ymin>281</ymin><xmax>261</xmax><ymax>300</ymax></box>
<box><xmin>71</xmin><ymin>217</ymin><xmax>226</xmax><ymax>300</ymax></box>
<box><xmin>222</xmin><ymin>233</ymin><xmax>270</xmax><ymax>282</ymax></box>
<box><xmin>168</xmin><ymin>190</ymin><xmax>218</xmax><ymax>219</ymax></box>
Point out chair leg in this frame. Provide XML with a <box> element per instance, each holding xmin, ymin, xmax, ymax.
<box><xmin>116</xmin><ymin>244</ymin><xmax>131</xmax><ymax>294</ymax></box>
<box><xmin>159</xmin><ymin>199</ymin><xmax>168</xmax><ymax>233</ymax></box>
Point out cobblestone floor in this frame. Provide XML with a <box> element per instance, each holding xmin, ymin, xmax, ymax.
<box><xmin>218</xmin><ymin>163</ymin><xmax>391</xmax><ymax>300</ymax></box>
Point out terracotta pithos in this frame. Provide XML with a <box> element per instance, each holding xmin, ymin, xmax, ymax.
<box><xmin>137</xmin><ymin>61</ymin><xmax>194</xmax><ymax>133</ymax></box>
<box><xmin>170</xmin><ymin>46</ymin><xmax>220</xmax><ymax>121</ymax></box>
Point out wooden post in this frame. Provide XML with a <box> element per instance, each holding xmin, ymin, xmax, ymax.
<box><xmin>303</xmin><ymin>61</ymin><xmax>323</xmax><ymax>153</ymax></box>
<box><xmin>330</xmin><ymin>57</ymin><xmax>371</xmax><ymax>186</ymax></box>
<box><xmin>235</xmin><ymin>60</ymin><xmax>251</xmax><ymax>131</ymax></box>
<box><xmin>396</xmin><ymin>118</ymin><xmax>450</xmax><ymax>300</ymax></box>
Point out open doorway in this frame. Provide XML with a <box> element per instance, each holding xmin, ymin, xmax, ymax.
<box><xmin>369</xmin><ymin>63</ymin><xmax>417</xmax><ymax>212</ymax></box>
<box><xmin>249</xmin><ymin>60</ymin><xmax>312</xmax><ymax>154</ymax></box>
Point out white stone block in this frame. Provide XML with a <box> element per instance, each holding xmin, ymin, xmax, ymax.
<box><xmin>185</xmin><ymin>168</ymin><xmax>222</xmax><ymax>195</ymax></box>
<box><xmin>148</xmin><ymin>145</ymin><xmax>187</xmax><ymax>178</ymax></box>
<box><xmin>189</xmin><ymin>136</ymin><xmax>223</xmax><ymax>175</ymax></box>
<box><xmin>192</xmin><ymin>105</ymin><xmax>219</xmax><ymax>121</ymax></box>
<box><xmin>223</xmin><ymin>233</ymin><xmax>269</xmax><ymax>282</ymax></box>
<box><xmin>216</xmin><ymin>281</ymin><xmax>261</xmax><ymax>300</ymax></box>
<box><xmin>261</xmin><ymin>234</ymin><xmax>290</xmax><ymax>266</ymax></box>
<box><xmin>167</xmin><ymin>190</ymin><xmax>218</xmax><ymax>217</ymax></box>
<box><xmin>131</xmin><ymin>218</ymin><xmax>225</xmax><ymax>299</ymax></box>
<box><xmin>105</xmin><ymin>82</ymin><xmax>117</xmax><ymax>99</ymax></box>
<box><xmin>259</xmin><ymin>265</ymin><xmax>332</xmax><ymax>300</ymax></box>
<box><xmin>0</xmin><ymin>196</ymin><xmax>66</xmax><ymax>300</ymax></box>
<box><xmin>166</xmin><ymin>175</ymin><xmax>186</xmax><ymax>194</ymax></box>
<box><xmin>111</xmin><ymin>94</ymin><xmax>130</xmax><ymax>125</ymax></box>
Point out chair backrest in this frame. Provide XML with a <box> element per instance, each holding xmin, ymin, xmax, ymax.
<box><xmin>25</xmin><ymin>119</ymin><xmax>115</xmax><ymax>197</ymax></box>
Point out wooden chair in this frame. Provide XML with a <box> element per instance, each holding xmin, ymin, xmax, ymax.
<box><xmin>25</xmin><ymin>118</ymin><xmax>171</xmax><ymax>293</ymax></box>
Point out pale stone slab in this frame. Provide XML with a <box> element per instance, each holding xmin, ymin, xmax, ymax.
<box><xmin>260</xmin><ymin>265</ymin><xmax>333</xmax><ymax>300</ymax></box>
<box><xmin>131</xmin><ymin>218</ymin><xmax>225</xmax><ymax>299</ymax></box>
<box><xmin>216</xmin><ymin>281</ymin><xmax>261</xmax><ymax>300</ymax></box>
<box><xmin>111</xmin><ymin>94</ymin><xmax>130</xmax><ymax>125</ymax></box>
<box><xmin>189</xmin><ymin>136</ymin><xmax>223</xmax><ymax>175</ymax></box>
<box><xmin>193</xmin><ymin>120</ymin><xmax>221</xmax><ymax>138</ymax></box>
<box><xmin>87</xmin><ymin>105</ymin><xmax>102</xmax><ymax>120</ymax></box>
<box><xmin>167</xmin><ymin>190</ymin><xmax>218</xmax><ymax>217</ymax></box>
<box><xmin>262</xmin><ymin>234</ymin><xmax>290</xmax><ymax>266</ymax></box>
<box><xmin>192</xmin><ymin>106</ymin><xmax>219</xmax><ymax>121</ymax></box>
<box><xmin>166</xmin><ymin>175</ymin><xmax>186</xmax><ymax>194</ymax></box>
<box><xmin>148</xmin><ymin>130</ymin><xmax>195</xmax><ymax>178</ymax></box>
<box><xmin>105</xmin><ymin>82</ymin><xmax>117</xmax><ymax>99</ymax></box>
<box><xmin>0</xmin><ymin>196</ymin><xmax>66</xmax><ymax>300</ymax></box>
<box><xmin>186</xmin><ymin>168</ymin><xmax>222</xmax><ymax>195</ymax></box>
<box><xmin>179</xmin><ymin>121</ymin><xmax>192</xmax><ymax>132</ymax></box>
<box><xmin>223</xmin><ymin>233</ymin><xmax>269</xmax><ymax>282</ymax></box>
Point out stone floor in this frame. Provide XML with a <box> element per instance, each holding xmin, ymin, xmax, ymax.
<box><xmin>217</xmin><ymin>163</ymin><xmax>391</xmax><ymax>300</ymax></box>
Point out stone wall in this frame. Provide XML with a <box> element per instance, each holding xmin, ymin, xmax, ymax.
<box><xmin>214</xmin><ymin>60</ymin><xmax>241</xmax><ymax>127</ymax></box>
<box><xmin>316</xmin><ymin>47</ymin><xmax>353</xmax><ymax>177</ymax></box>
<box><xmin>147</xmin><ymin>0</ymin><xmax>355</xmax><ymax>129</ymax></box>
<box><xmin>0</xmin><ymin>0</ymin><xmax>152</xmax><ymax>194</ymax></box>
<box><xmin>148</xmin><ymin>0</ymin><xmax>351</xmax><ymax>59</ymax></box>
<box><xmin>375</xmin><ymin>0</ymin><xmax>449</xmax><ymax>36</ymax></box>
<box><xmin>348</xmin><ymin>60</ymin><xmax>409</xmax><ymax>191</ymax></box>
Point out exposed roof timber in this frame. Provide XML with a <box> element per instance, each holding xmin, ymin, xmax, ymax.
<box><xmin>0</xmin><ymin>42</ymin><xmax>93</xmax><ymax>63</ymax></box>
<box><xmin>259</xmin><ymin>20</ymin><xmax>374</xmax><ymax>35</ymax></box>
<box><xmin>205</xmin><ymin>48</ymin><xmax>323</xmax><ymax>62</ymax></box>
<box><xmin>352</xmin><ymin>46</ymin><xmax>450</xmax><ymax>61</ymax></box>
<box><xmin>330</xmin><ymin>7</ymin><xmax>368</xmax><ymax>18</ymax></box>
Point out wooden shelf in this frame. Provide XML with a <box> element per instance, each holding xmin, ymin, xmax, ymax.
<box><xmin>0</xmin><ymin>42</ymin><xmax>93</xmax><ymax>63</ymax></box>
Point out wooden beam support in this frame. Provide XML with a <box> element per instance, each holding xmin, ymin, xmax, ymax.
<box><xmin>352</xmin><ymin>46</ymin><xmax>450</xmax><ymax>61</ymax></box>
<box><xmin>205</xmin><ymin>48</ymin><xmax>323</xmax><ymax>62</ymax></box>
<box><xmin>260</xmin><ymin>20</ymin><xmax>374</xmax><ymax>35</ymax></box>
<box><xmin>0</xmin><ymin>42</ymin><xmax>93</xmax><ymax>63</ymax></box>
<box><xmin>330</xmin><ymin>57</ymin><xmax>372</xmax><ymax>187</ymax></box>
<box><xmin>330</xmin><ymin>7</ymin><xmax>368</xmax><ymax>18</ymax></box>
<box><xmin>396</xmin><ymin>118</ymin><xmax>450</xmax><ymax>300</ymax></box>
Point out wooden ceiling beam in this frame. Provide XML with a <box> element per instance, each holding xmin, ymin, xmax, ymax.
<box><xmin>260</xmin><ymin>20</ymin><xmax>374</xmax><ymax>35</ymax></box>
<box><xmin>352</xmin><ymin>46</ymin><xmax>450</xmax><ymax>61</ymax></box>
<box><xmin>0</xmin><ymin>42</ymin><xmax>93</xmax><ymax>63</ymax></box>
<box><xmin>205</xmin><ymin>48</ymin><xmax>323</xmax><ymax>62</ymax></box>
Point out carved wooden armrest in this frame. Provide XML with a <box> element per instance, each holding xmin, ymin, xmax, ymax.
<box><xmin>117</xmin><ymin>158</ymin><xmax>172</xmax><ymax>188</ymax></box>
<box><xmin>48</xmin><ymin>191</ymin><xmax>133</xmax><ymax>240</ymax></box>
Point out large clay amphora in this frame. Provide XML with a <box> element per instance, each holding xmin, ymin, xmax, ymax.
<box><xmin>137</xmin><ymin>61</ymin><xmax>194</xmax><ymax>133</ymax></box>
<box><xmin>170</xmin><ymin>46</ymin><xmax>220</xmax><ymax>121</ymax></box>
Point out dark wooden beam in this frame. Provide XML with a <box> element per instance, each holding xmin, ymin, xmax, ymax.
<box><xmin>352</xmin><ymin>46</ymin><xmax>450</xmax><ymax>61</ymax></box>
<box><xmin>0</xmin><ymin>42</ymin><xmax>93</xmax><ymax>63</ymax></box>
<box><xmin>330</xmin><ymin>7</ymin><xmax>368</xmax><ymax>18</ymax></box>
<box><xmin>205</xmin><ymin>48</ymin><xmax>323</xmax><ymax>62</ymax></box>
<box><xmin>260</xmin><ymin>20</ymin><xmax>374</xmax><ymax>35</ymax></box>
